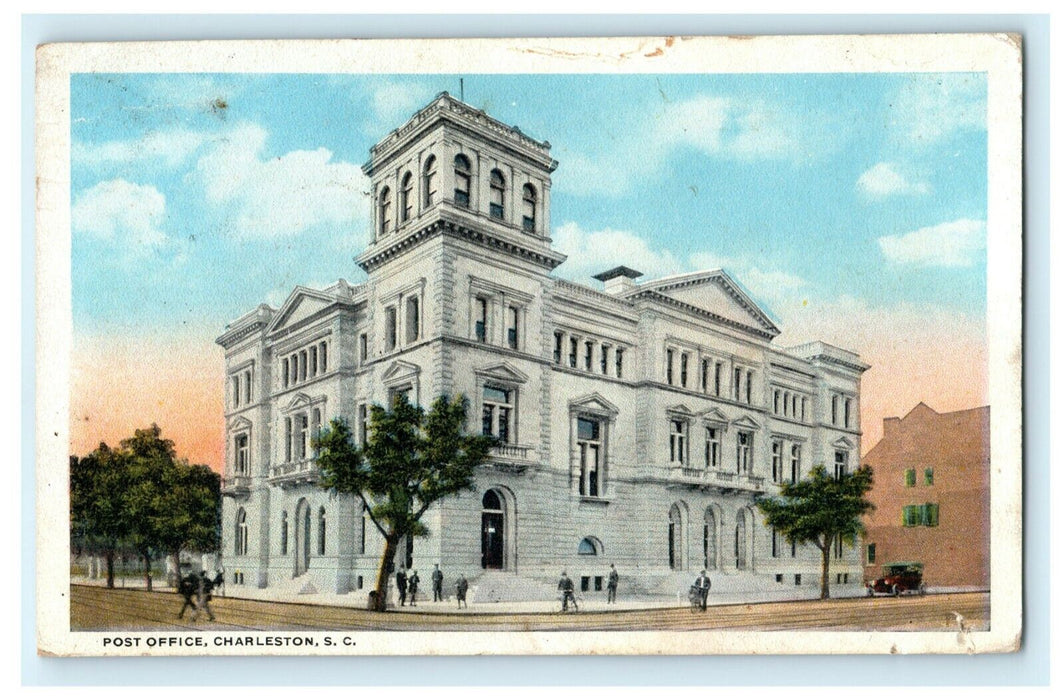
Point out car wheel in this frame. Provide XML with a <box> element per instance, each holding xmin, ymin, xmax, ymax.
<box><xmin>919</xmin><ymin>583</ymin><xmax>927</xmax><ymax>596</ymax></box>
<box><xmin>891</xmin><ymin>584</ymin><xmax>900</xmax><ymax>597</ymax></box>
<box><xmin>867</xmin><ymin>586</ymin><xmax>874</xmax><ymax>598</ymax></box>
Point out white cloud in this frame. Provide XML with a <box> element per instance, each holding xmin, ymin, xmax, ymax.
<box><xmin>370</xmin><ymin>81</ymin><xmax>435</xmax><ymax>127</ymax></box>
<box><xmin>72</xmin><ymin>179</ymin><xmax>168</xmax><ymax>250</ymax></box>
<box><xmin>856</xmin><ymin>162</ymin><xmax>931</xmax><ymax>198</ymax></box>
<box><xmin>191</xmin><ymin>122</ymin><xmax>368</xmax><ymax>239</ymax></box>
<box><xmin>891</xmin><ymin>74</ymin><xmax>986</xmax><ymax>147</ymax></box>
<box><xmin>878</xmin><ymin>218</ymin><xmax>986</xmax><ymax>267</ymax></box>
<box><xmin>73</xmin><ymin>128</ymin><xmax>211</xmax><ymax>168</ymax></box>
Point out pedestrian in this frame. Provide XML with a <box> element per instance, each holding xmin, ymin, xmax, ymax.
<box><xmin>558</xmin><ymin>571</ymin><xmax>576</xmax><ymax>612</ymax></box>
<box><xmin>432</xmin><ymin>564</ymin><xmax>444</xmax><ymax>602</ymax></box>
<box><xmin>408</xmin><ymin>570</ymin><xmax>420</xmax><ymax>606</ymax></box>
<box><xmin>693</xmin><ymin>569</ymin><xmax>712</xmax><ymax>611</ymax></box>
<box><xmin>607</xmin><ymin>563</ymin><xmax>619</xmax><ymax>604</ymax></box>
<box><xmin>455</xmin><ymin>574</ymin><xmax>468</xmax><ymax>609</ymax></box>
<box><xmin>176</xmin><ymin>571</ymin><xmax>198</xmax><ymax>619</ymax></box>
<box><xmin>191</xmin><ymin>570</ymin><xmax>216</xmax><ymax>622</ymax></box>
<box><xmin>396</xmin><ymin>567</ymin><xmax>408</xmax><ymax>607</ymax></box>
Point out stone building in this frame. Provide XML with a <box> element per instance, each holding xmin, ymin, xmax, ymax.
<box><xmin>216</xmin><ymin>93</ymin><xmax>869</xmax><ymax>601</ymax></box>
<box><xmin>861</xmin><ymin>403</ymin><xmax>990</xmax><ymax>590</ymax></box>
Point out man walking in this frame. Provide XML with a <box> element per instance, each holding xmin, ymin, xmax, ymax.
<box><xmin>558</xmin><ymin>571</ymin><xmax>576</xmax><ymax>612</ymax></box>
<box><xmin>432</xmin><ymin>564</ymin><xmax>444</xmax><ymax>602</ymax></box>
<box><xmin>396</xmin><ymin>567</ymin><xmax>408</xmax><ymax>607</ymax></box>
<box><xmin>607</xmin><ymin>564</ymin><xmax>619</xmax><ymax>604</ymax></box>
<box><xmin>408</xmin><ymin>570</ymin><xmax>420</xmax><ymax>606</ymax></box>
<box><xmin>191</xmin><ymin>570</ymin><xmax>217</xmax><ymax>622</ymax></box>
<box><xmin>693</xmin><ymin>570</ymin><xmax>712</xmax><ymax>611</ymax></box>
<box><xmin>455</xmin><ymin>575</ymin><xmax>468</xmax><ymax>609</ymax></box>
<box><xmin>176</xmin><ymin>571</ymin><xmax>198</xmax><ymax>619</ymax></box>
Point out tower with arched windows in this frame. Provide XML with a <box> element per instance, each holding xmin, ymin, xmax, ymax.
<box><xmin>218</xmin><ymin>93</ymin><xmax>869</xmax><ymax>602</ymax></box>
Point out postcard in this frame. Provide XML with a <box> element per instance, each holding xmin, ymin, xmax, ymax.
<box><xmin>36</xmin><ymin>34</ymin><xmax>1022</xmax><ymax>656</ymax></box>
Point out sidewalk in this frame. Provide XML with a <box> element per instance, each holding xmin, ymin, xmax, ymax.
<box><xmin>69</xmin><ymin>576</ymin><xmax>988</xmax><ymax>614</ymax></box>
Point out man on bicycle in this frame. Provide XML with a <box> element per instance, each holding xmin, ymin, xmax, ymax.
<box><xmin>558</xmin><ymin>571</ymin><xmax>577</xmax><ymax>612</ymax></box>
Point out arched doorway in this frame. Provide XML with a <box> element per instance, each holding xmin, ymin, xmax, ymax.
<box><xmin>735</xmin><ymin>508</ymin><xmax>749</xmax><ymax>570</ymax></box>
<box><xmin>669</xmin><ymin>503</ymin><xmax>686</xmax><ymax>570</ymax></box>
<box><xmin>294</xmin><ymin>498</ymin><xmax>311</xmax><ymax>576</ymax></box>
<box><xmin>703</xmin><ymin>507</ymin><xmax>719</xmax><ymax>571</ymax></box>
<box><xmin>481</xmin><ymin>489</ymin><xmax>505</xmax><ymax>569</ymax></box>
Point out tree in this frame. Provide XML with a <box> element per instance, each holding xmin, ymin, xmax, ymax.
<box><xmin>70</xmin><ymin>424</ymin><xmax>221</xmax><ymax>590</ymax></box>
<box><xmin>314</xmin><ymin>394</ymin><xmax>495</xmax><ymax>611</ymax></box>
<box><xmin>755</xmin><ymin>464</ymin><xmax>875</xmax><ymax>600</ymax></box>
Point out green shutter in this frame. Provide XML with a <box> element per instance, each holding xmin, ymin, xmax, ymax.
<box><xmin>925</xmin><ymin>467</ymin><xmax>934</xmax><ymax>486</ymax></box>
<box><xmin>928</xmin><ymin>503</ymin><xmax>939</xmax><ymax>527</ymax></box>
<box><xmin>905</xmin><ymin>469</ymin><xmax>916</xmax><ymax>487</ymax></box>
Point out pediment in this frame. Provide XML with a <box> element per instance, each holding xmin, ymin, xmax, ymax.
<box><xmin>474</xmin><ymin>362</ymin><xmax>529</xmax><ymax>384</ymax></box>
<box><xmin>381</xmin><ymin>360</ymin><xmax>421</xmax><ymax>383</ymax></box>
<box><xmin>701</xmin><ymin>407</ymin><xmax>730</xmax><ymax>425</ymax></box>
<box><xmin>569</xmin><ymin>392</ymin><xmax>619</xmax><ymax>417</ymax></box>
<box><xmin>266</xmin><ymin>286</ymin><xmax>336</xmax><ymax>336</ymax></box>
<box><xmin>832</xmin><ymin>436</ymin><xmax>856</xmax><ymax>450</ymax></box>
<box><xmin>731</xmin><ymin>414</ymin><xmax>762</xmax><ymax>430</ymax></box>
<box><xmin>638</xmin><ymin>270</ymin><xmax>780</xmax><ymax>336</ymax></box>
<box><xmin>284</xmin><ymin>392</ymin><xmax>314</xmax><ymax>411</ymax></box>
<box><xmin>666</xmin><ymin>404</ymin><xmax>695</xmax><ymax>416</ymax></box>
<box><xmin>227</xmin><ymin>415</ymin><xmax>252</xmax><ymax>432</ymax></box>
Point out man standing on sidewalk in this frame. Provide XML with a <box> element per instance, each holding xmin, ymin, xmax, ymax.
<box><xmin>607</xmin><ymin>564</ymin><xmax>619</xmax><ymax>604</ymax></box>
<box><xmin>694</xmin><ymin>570</ymin><xmax>712</xmax><ymax>611</ymax></box>
<box><xmin>396</xmin><ymin>567</ymin><xmax>408</xmax><ymax>607</ymax></box>
<box><xmin>432</xmin><ymin>564</ymin><xmax>444</xmax><ymax>602</ymax></box>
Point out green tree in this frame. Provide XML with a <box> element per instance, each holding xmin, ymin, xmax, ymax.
<box><xmin>314</xmin><ymin>394</ymin><xmax>494</xmax><ymax>611</ymax></box>
<box><xmin>755</xmin><ymin>464</ymin><xmax>875</xmax><ymax>600</ymax></box>
<box><xmin>70</xmin><ymin>444</ymin><xmax>133</xmax><ymax>588</ymax></box>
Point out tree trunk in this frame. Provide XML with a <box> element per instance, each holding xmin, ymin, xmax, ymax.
<box><xmin>142</xmin><ymin>552</ymin><xmax>153</xmax><ymax>592</ymax></box>
<box><xmin>373</xmin><ymin>535</ymin><xmax>398</xmax><ymax>612</ymax></box>
<box><xmin>171</xmin><ymin>549</ymin><xmax>182</xmax><ymax>588</ymax></box>
<box><xmin>105</xmin><ymin>549</ymin><xmax>115</xmax><ymax>589</ymax></box>
<box><xmin>819</xmin><ymin>541</ymin><xmax>831</xmax><ymax>600</ymax></box>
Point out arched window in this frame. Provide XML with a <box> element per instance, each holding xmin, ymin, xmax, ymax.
<box><xmin>668</xmin><ymin>503</ymin><xmax>684</xmax><ymax>570</ymax></box>
<box><xmin>235</xmin><ymin>508</ymin><xmax>248</xmax><ymax>556</ymax></box>
<box><xmin>489</xmin><ymin>169</ymin><xmax>505</xmax><ymax>219</ymax></box>
<box><xmin>703</xmin><ymin>508</ymin><xmax>718</xmax><ymax>570</ymax></box>
<box><xmin>422</xmin><ymin>155</ymin><xmax>437</xmax><ymax>207</ymax></box>
<box><xmin>578</xmin><ymin>537</ymin><xmax>599</xmax><ymax>556</ymax></box>
<box><xmin>400</xmin><ymin>171</ymin><xmax>413</xmax><ymax>223</ymax></box>
<box><xmin>481</xmin><ymin>489</ymin><xmax>504</xmax><ymax>569</ymax></box>
<box><xmin>318</xmin><ymin>506</ymin><xmax>326</xmax><ymax>556</ymax></box>
<box><xmin>453</xmin><ymin>154</ymin><xmax>471</xmax><ymax>207</ymax></box>
<box><xmin>521</xmin><ymin>184</ymin><xmax>537</xmax><ymax>232</ymax></box>
<box><xmin>735</xmin><ymin>509</ymin><xmax>748</xmax><ymax>570</ymax></box>
<box><xmin>280</xmin><ymin>511</ymin><xmax>288</xmax><ymax>555</ymax></box>
<box><xmin>378</xmin><ymin>186</ymin><xmax>392</xmax><ymax>235</ymax></box>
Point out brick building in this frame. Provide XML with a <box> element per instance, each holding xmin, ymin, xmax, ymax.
<box><xmin>861</xmin><ymin>403</ymin><xmax>990</xmax><ymax>590</ymax></box>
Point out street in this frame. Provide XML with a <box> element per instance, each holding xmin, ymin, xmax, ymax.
<box><xmin>71</xmin><ymin>584</ymin><xmax>989</xmax><ymax>632</ymax></box>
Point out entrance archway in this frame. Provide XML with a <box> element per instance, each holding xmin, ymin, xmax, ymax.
<box><xmin>294</xmin><ymin>498</ymin><xmax>311</xmax><ymax>576</ymax></box>
<box><xmin>481</xmin><ymin>489</ymin><xmax>505</xmax><ymax>569</ymax></box>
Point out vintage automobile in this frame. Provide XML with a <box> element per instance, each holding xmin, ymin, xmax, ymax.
<box><xmin>866</xmin><ymin>562</ymin><xmax>926</xmax><ymax>596</ymax></box>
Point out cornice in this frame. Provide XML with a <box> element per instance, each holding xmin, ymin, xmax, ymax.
<box><xmin>630</xmin><ymin>289</ymin><xmax>777</xmax><ymax>340</ymax></box>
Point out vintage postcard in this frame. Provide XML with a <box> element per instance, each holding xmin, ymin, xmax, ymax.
<box><xmin>36</xmin><ymin>34</ymin><xmax>1022</xmax><ymax>657</ymax></box>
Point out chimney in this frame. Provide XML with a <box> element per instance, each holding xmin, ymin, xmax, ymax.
<box><xmin>593</xmin><ymin>266</ymin><xmax>644</xmax><ymax>296</ymax></box>
<box><xmin>883</xmin><ymin>417</ymin><xmax>901</xmax><ymax>438</ymax></box>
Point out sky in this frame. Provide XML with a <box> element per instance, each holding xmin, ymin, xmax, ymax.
<box><xmin>69</xmin><ymin>72</ymin><xmax>989</xmax><ymax>468</ymax></box>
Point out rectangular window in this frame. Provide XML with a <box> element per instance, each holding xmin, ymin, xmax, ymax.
<box><xmin>475</xmin><ymin>297</ymin><xmax>487</xmax><ymax>343</ymax></box>
<box><xmin>705</xmin><ymin>427</ymin><xmax>721</xmax><ymax>470</ymax></box>
<box><xmin>577</xmin><ymin>417</ymin><xmax>603</xmax><ymax>497</ymax></box>
<box><xmin>902</xmin><ymin>505</ymin><xmax>920</xmax><ymax>527</ymax></box>
<box><xmin>231</xmin><ymin>375</ymin><xmax>240</xmax><ymax>408</ymax></box>
<box><xmin>666</xmin><ymin>348</ymin><xmax>674</xmax><ymax>385</ymax></box>
<box><xmin>773</xmin><ymin>389</ymin><xmax>781</xmax><ymax>415</ymax></box>
<box><xmin>867</xmin><ymin>543</ymin><xmax>876</xmax><ymax>564</ymax></box>
<box><xmin>300</xmin><ymin>350</ymin><xmax>307</xmax><ymax>381</ymax></box>
<box><xmin>772</xmin><ymin>528</ymin><xmax>780</xmax><ymax>558</ymax></box>
<box><xmin>746</xmin><ymin>370</ymin><xmax>753</xmax><ymax>404</ymax></box>
<box><xmin>714</xmin><ymin>362</ymin><xmax>722</xmax><ymax>396</ymax></box>
<box><xmin>569</xmin><ymin>337</ymin><xmax>578</xmax><ymax>368</ymax></box>
<box><xmin>790</xmin><ymin>444</ymin><xmax>801</xmax><ymax>484</ymax></box>
<box><xmin>359</xmin><ymin>334</ymin><xmax>368</xmax><ymax>364</ymax></box>
<box><xmin>506</xmin><ymin>306</ymin><xmax>519</xmax><ymax>349</ymax></box>
<box><xmin>615</xmin><ymin>348</ymin><xmax>624</xmax><ymax>378</ymax></box>
<box><xmin>832</xmin><ymin>395</ymin><xmax>839</xmax><ymax>425</ymax></box>
<box><xmin>235</xmin><ymin>434</ymin><xmax>249</xmax><ymax>475</ymax></box>
<box><xmin>406</xmin><ymin>296</ymin><xmax>420</xmax><ymax>344</ymax></box>
<box><xmin>905</xmin><ymin>468</ymin><xmax>916</xmax><ymax>487</ymax></box>
<box><xmin>680</xmin><ymin>353</ymin><xmax>689</xmax><ymax>387</ymax></box>
<box><xmin>282</xmin><ymin>358</ymin><xmax>289</xmax><ymax>388</ymax></box>
<box><xmin>455</xmin><ymin>172</ymin><xmax>470</xmax><ymax>207</ymax></box>
<box><xmin>553</xmin><ymin>331</ymin><xmax>563</xmax><ymax>363</ymax></box>
<box><xmin>482</xmin><ymin>386</ymin><xmax>513</xmax><ymax>444</ymax></box>
<box><xmin>922</xmin><ymin>503</ymin><xmax>940</xmax><ymax>527</ymax></box>
<box><xmin>834</xmin><ymin>450</ymin><xmax>848</xmax><ymax>480</ymax></box>
<box><xmin>600</xmin><ymin>344</ymin><xmax>610</xmax><ymax>374</ymax></box>
<box><xmin>358</xmin><ymin>404</ymin><xmax>368</xmax><ymax>449</ymax></box>
<box><xmin>309</xmin><ymin>345</ymin><xmax>318</xmax><ymax>377</ymax></box>
<box><xmin>844</xmin><ymin>397</ymin><xmax>852</xmax><ymax>428</ymax></box>
<box><xmin>701</xmin><ymin>359</ymin><xmax>709</xmax><ymax>393</ymax></box>
<box><xmin>733</xmin><ymin>367</ymin><xmax>742</xmax><ymax>400</ymax></box>
<box><xmin>771</xmin><ymin>440</ymin><xmax>783</xmax><ymax>482</ymax></box>
<box><xmin>669</xmin><ymin>419</ymin><xmax>687</xmax><ymax>465</ymax></box>
<box><xmin>298</xmin><ymin>414</ymin><xmax>309</xmax><ymax>460</ymax></box>
<box><xmin>244</xmin><ymin>370</ymin><xmax>252</xmax><ymax>403</ymax></box>
<box><xmin>794</xmin><ymin>574</ymin><xmax>801</xmax><ymax>586</ymax></box>
<box><xmin>801</xmin><ymin>397</ymin><xmax>807</xmax><ymax>422</ymax></box>
<box><xmin>319</xmin><ymin>341</ymin><xmax>328</xmax><ymax>373</ymax></box>
<box><xmin>584</xmin><ymin>341</ymin><xmax>593</xmax><ymax>371</ymax></box>
<box><xmin>385</xmin><ymin>306</ymin><xmax>398</xmax><ymax>351</ymax></box>
<box><xmin>284</xmin><ymin>417</ymin><xmax>293</xmax><ymax>462</ymax></box>
<box><xmin>736</xmin><ymin>431</ymin><xmax>752</xmax><ymax>474</ymax></box>
<box><xmin>925</xmin><ymin>467</ymin><xmax>934</xmax><ymax>486</ymax></box>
